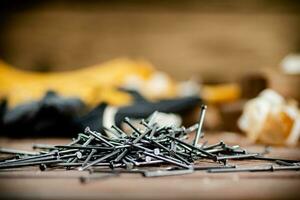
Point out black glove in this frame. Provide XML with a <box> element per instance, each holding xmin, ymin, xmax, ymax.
<box><xmin>1</xmin><ymin>89</ymin><xmax>201</xmax><ymax>137</ymax></box>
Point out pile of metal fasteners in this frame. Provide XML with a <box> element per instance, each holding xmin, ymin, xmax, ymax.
<box><xmin>0</xmin><ymin>105</ymin><xmax>300</xmax><ymax>179</ymax></box>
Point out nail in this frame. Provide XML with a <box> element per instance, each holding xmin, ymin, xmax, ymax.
<box><xmin>132</xmin><ymin>130</ymin><xmax>149</xmax><ymax>144</ymax></box>
<box><xmin>251</xmin><ymin>156</ymin><xmax>300</xmax><ymax>163</ymax></box>
<box><xmin>193</xmin><ymin>105</ymin><xmax>207</xmax><ymax>147</ymax></box>
<box><xmin>202</xmin><ymin>141</ymin><xmax>225</xmax><ymax>150</ymax></box>
<box><xmin>32</xmin><ymin>144</ymin><xmax>56</xmax><ymax>150</ymax></box>
<box><xmin>275</xmin><ymin>160</ymin><xmax>296</xmax><ymax>166</ymax></box>
<box><xmin>0</xmin><ymin>159</ymin><xmax>63</xmax><ymax>169</ymax></box>
<box><xmin>193</xmin><ymin>165</ymin><xmax>236</xmax><ymax>171</ymax></box>
<box><xmin>168</xmin><ymin>136</ymin><xmax>217</xmax><ymax>161</ymax></box>
<box><xmin>55</xmin><ymin>145</ymin><xmax>113</xmax><ymax>150</ymax></box>
<box><xmin>113</xmin><ymin>149</ymin><xmax>129</xmax><ymax>163</ymax></box>
<box><xmin>184</xmin><ymin>124</ymin><xmax>198</xmax><ymax>134</ymax></box>
<box><xmin>111</xmin><ymin>125</ymin><xmax>127</xmax><ymax>137</ymax></box>
<box><xmin>143</xmin><ymin>169</ymin><xmax>194</xmax><ymax>177</ymax></box>
<box><xmin>140</xmin><ymin>119</ymin><xmax>150</xmax><ymax>129</ymax></box>
<box><xmin>216</xmin><ymin>153</ymin><xmax>259</xmax><ymax>161</ymax></box>
<box><xmin>143</xmin><ymin>151</ymin><xmax>191</xmax><ymax>169</ymax></box>
<box><xmin>70</xmin><ymin>134</ymin><xmax>95</xmax><ymax>164</ymax></box>
<box><xmin>123</xmin><ymin>117</ymin><xmax>142</xmax><ymax>135</ymax></box>
<box><xmin>121</xmin><ymin>159</ymin><xmax>134</xmax><ymax>170</ymax></box>
<box><xmin>79</xmin><ymin>149</ymin><xmax>121</xmax><ymax>171</ymax></box>
<box><xmin>207</xmin><ymin>165</ymin><xmax>300</xmax><ymax>173</ymax></box>
<box><xmin>82</xmin><ymin>149</ymin><xmax>97</xmax><ymax>167</ymax></box>
<box><xmin>103</xmin><ymin>126</ymin><xmax>122</xmax><ymax>138</ymax></box>
<box><xmin>39</xmin><ymin>164</ymin><xmax>47</xmax><ymax>171</ymax></box>
<box><xmin>85</xmin><ymin>127</ymin><xmax>114</xmax><ymax>147</ymax></box>
<box><xmin>0</xmin><ymin>147</ymin><xmax>39</xmax><ymax>156</ymax></box>
<box><xmin>67</xmin><ymin>136</ymin><xmax>82</xmax><ymax>146</ymax></box>
<box><xmin>149</xmin><ymin>124</ymin><xmax>158</xmax><ymax>139</ymax></box>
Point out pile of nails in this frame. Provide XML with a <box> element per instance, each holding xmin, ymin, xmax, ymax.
<box><xmin>0</xmin><ymin>105</ymin><xmax>299</xmax><ymax>179</ymax></box>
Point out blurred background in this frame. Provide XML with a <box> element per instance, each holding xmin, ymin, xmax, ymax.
<box><xmin>0</xmin><ymin>0</ymin><xmax>299</xmax><ymax>82</ymax></box>
<box><xmin>1</xmin><ymin>2</ymin><xmax>300</xmax><ymax>197</ymax></box>
<box><xmin>0</xmin><ymin>0</ymin><xmax>299</xmax><ymax>145</ymax></box>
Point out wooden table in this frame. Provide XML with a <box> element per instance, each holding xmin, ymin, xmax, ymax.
<box><xmin>0</xmin><ymin>132</ymin><xmax>299</xmax><ymax>200</ymax></box>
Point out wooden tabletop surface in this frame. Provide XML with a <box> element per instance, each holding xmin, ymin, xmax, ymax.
<box><xmin>0</xmin><ymin>132</ymin><xmax>299</xmax><ymax>200</ymax></box>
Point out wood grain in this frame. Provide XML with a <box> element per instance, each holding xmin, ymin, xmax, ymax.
<box><xmin>0</xmin><ymin>133</ymin><xmax>299</xmax><ymax>200</ymax></box>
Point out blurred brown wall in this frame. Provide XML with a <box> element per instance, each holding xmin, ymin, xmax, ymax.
<box><xmin>0</xmin><ymin>0</ymin><xmax>300</xmax><ymax>82</ymax></box>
